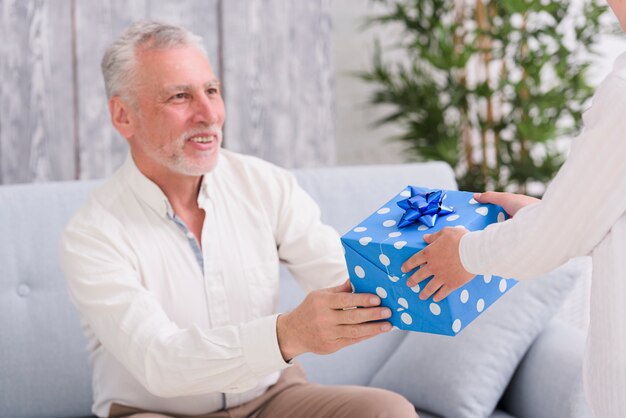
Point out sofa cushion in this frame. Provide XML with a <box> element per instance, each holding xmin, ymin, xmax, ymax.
<box><xmin>500</xmin><ymin>318</ymin><xmax>591</xmax><ymax>418</ymax></box>
<box><xmin>0</xmin><ymin>181</ymin><xmax>99</xmax><ymax>418</ymax></box>
<box><xmin>369</xmin><ymin>258</ymin><xmax>583</xmax><ymax>418</ymax></box>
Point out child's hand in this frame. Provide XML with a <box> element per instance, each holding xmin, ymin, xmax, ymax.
<box><xmin>474</xmin><ymin>191</ymin><xmax>539</xmax><ymax>217</ymax></box>
<box><xmin>401</xmin><ymin>226</ymin><xmax>474</xmax><ymax>302</ymax></box>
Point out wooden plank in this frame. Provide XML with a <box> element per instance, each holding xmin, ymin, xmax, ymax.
<box><xmin>221</xmin><ymin>0</ymin><xmax>335</xmax><ymax>168</ymax></box>
<box><xmin>0</xmin><ymin>0</ymin><xmax>75</xmax><ymax>184</ymax></box>
<box><xmin>145</xmin><ymin>0</ymin><xmax>221</xmax><ymax>70</ymax></box>
<box><xmin>74</xmin><ymin>0</ymin><xmax>220</xmax><ymax>180</ymax></box>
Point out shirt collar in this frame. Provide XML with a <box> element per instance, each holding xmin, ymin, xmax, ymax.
<box><xmin>123</xmin><ymin>155</ymin><xmax>173</xmax><ymax>218</ymax></box>
<box><xmin>123</xmin><ymin>153</ymin><xmax>222</xmax><ymax>217</ymax></box>
<box><xmin>197</xmin><ymin>150</ymin><xmax>228</xmax><ymax>205</ymax></box>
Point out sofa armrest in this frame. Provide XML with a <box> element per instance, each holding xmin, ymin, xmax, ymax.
<box><xmin>499</xmin><ymin>319</ymin><xmax>592</xmax><ymax>418</ymax></box>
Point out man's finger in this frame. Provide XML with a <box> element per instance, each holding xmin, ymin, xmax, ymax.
<box><xmin>336</xmin><ymin>306</ymin><xmax>392</xmax><ymax>325</ymax></box>
<box><xmin>328</xmin><ymin>279</ymin><xmax>353</xmax><ymax>293</ymax></box>
<box><xmin>329</xmin><ymin>291</ymin><xmax>381</xmax><ymax>310</ymax></box>
<box><xmin>340</xmin><ymin>333</ymin><xmax>386</xmax><ymax>347</ymax></box>
<box><xmin>339</xmin><ymin>321</ymin><xmax>393</xmax><ymax>340</ymax></box>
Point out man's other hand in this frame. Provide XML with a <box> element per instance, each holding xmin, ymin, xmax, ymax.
<box><xmin>276</xmin><ymin>280</ymin><xmax>392</xmax><ymax>361</ymax></box>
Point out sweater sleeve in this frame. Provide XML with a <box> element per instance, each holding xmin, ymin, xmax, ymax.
<box><xmin>460</xmin><ymin>72</ymin><xmax>626</xmax><ymax>280</ymax></box>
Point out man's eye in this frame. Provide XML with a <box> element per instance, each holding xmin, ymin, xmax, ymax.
<box><xmin>207</xmin><ymin>87</ymin><xmax>219</xmax><ymax>95</ymax></box>
<box><xmin>171</xmin><ymin>93</ymin><xmax>189</xmax><ymax>101</ymax></box>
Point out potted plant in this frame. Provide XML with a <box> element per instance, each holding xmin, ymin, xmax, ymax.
<box><xmin>360</xmin><ymin>0</ymin><xmax>607</xmax><ymax>193</ymax></box>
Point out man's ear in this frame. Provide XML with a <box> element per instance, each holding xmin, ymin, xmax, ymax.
<box><xmin>109</xmin><ymin>96</ymin><xmax>136</xmax><ymax>139</ymax></box>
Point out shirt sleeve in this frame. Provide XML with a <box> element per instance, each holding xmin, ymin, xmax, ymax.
<box><xmin>59</xmin><ymin>211</ymin><xmax>289</xmax><ymax>398</ymax></box>
<box><xmin>271</xmin><ymin>171</ymin><xmax>348</xmax><ymax>292</ymax></box>
<box><xmin>460</xmin><ymin>72</ymin><xmax>626</xmax><ymax>280</ymax></box>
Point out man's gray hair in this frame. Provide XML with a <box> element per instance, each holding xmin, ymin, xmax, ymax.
<box><xmin>101</xmin><ymin>20</ymin><xmax>207</xmax><ymax>100</ymax></box>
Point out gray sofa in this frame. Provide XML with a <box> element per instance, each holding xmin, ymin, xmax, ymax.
<box><xmin>0</xmin><ymin>161</ymin><xmax>591</xmax><ymax>418</ymax></box>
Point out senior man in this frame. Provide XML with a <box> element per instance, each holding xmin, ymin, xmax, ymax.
<box><xmin>59</xmin><ymin>20</ymin><xmax>417</xmax><ymax>418</ymax></box>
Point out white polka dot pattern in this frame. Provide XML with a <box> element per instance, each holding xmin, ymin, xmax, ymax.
<box><xmin>354</xmin><ymin>266</ymin><xmax>365</xmax><ymax>278</ymax></box>
<box><xmin>452</xmin><ymin>319</ymin><xmax>462</xmax><ymax>333</ymax></box>
<box><xmin>394</xmin><ymin>241</ymin><xmax>407</xmax><ymax>250</ymax></box>
<box><xmin>476</xmin><ymin>298</ymin><xmax>485</xmax><ymax>312</ymax></box>
<box><xmin>460</xmin><ymin>289</ymin><xmax>469</xmax><ymax>303</ymax></box>
<box><xmin>430</xmin><ymin>303</ymin><xmax>441</xmax><ymax>316</ymax></box>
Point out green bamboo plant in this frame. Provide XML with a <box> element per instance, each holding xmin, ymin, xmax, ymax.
<box><xmin>360</xmin><ymin>0</ymin><xmax>607</xmax><ymax>193</ymax></box>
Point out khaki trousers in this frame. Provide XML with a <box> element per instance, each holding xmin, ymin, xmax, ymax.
<box><xmin>109</xmin><ymin>363</ymin><xmax>417</xmax><ymax>418</ymax></box>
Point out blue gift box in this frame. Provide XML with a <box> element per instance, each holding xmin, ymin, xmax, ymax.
<box><xmin>341</xmin><ymin>186</ymin><xmax>517</xmax><ymax>336</ymax></box>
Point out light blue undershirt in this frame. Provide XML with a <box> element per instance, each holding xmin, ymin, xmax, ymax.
<box><xmin>166</xmin><ymin>212</ymin><xmax>229</xmax><ymax>410</ymax></box>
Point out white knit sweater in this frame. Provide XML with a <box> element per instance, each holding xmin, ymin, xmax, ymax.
<box><xmin>460</xmin><ymin>51</ymin><xmax>626</xmax><ymax>418</ymax></box>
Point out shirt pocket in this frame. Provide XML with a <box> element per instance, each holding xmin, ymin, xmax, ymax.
<box><xmin>245</xmin><ymin>262</ymin><xmax>280</xmax><ymax>318</ymax></box>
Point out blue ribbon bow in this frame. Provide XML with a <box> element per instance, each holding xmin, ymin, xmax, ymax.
<box><xmin>396</xmin><ymin>187</ymin><xmax>455</xmax><ymax>228</ymax></box>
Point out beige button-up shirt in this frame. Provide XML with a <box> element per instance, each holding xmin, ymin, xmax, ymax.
<box><xmin>60</xmin><ymin>149</ymin><xmax>346</xmax><ymax>417</ymax></box>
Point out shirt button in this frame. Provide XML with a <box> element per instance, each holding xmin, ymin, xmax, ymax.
<box><xmin>186</xmin><ymin>231</ymin><xmax>195</xmax><ymax>239</ymax></box>
<box><xmin>17</xmin><ymin>284</ymin><xmax>31</xmax><ymax>297</ymax></box>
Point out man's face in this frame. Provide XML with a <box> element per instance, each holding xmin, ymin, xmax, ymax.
<box><xmin>125</xmin><ymin>45</ymin><xmax>225</xmax><ymax>178</ymax></box>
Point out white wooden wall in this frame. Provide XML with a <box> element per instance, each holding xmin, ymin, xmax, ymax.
<box><xmin>0</xmin><ymin>0</ymin><xmax>335</xmax><ymax>184</ymax></box>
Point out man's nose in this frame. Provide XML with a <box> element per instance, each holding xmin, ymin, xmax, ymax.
<box><xmin>192</xmin><ymin>94</ymin><xmax>219</xmax><ymax>124</ymax></box>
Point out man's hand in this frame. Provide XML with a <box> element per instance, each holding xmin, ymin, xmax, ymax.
<box><xmin>276</xmin><ymin>280</ymin><xmax>392</xmax><ymax>361</ymax></box>
<box><xmin>401</xmin><ymin>226</ymin><xmax>474</xmax><ymax>302</ymax></box>
<box><xmin>475</xmin><ymin>191</ymin><xmax>539</xmax><ymax>217</ymax></box>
